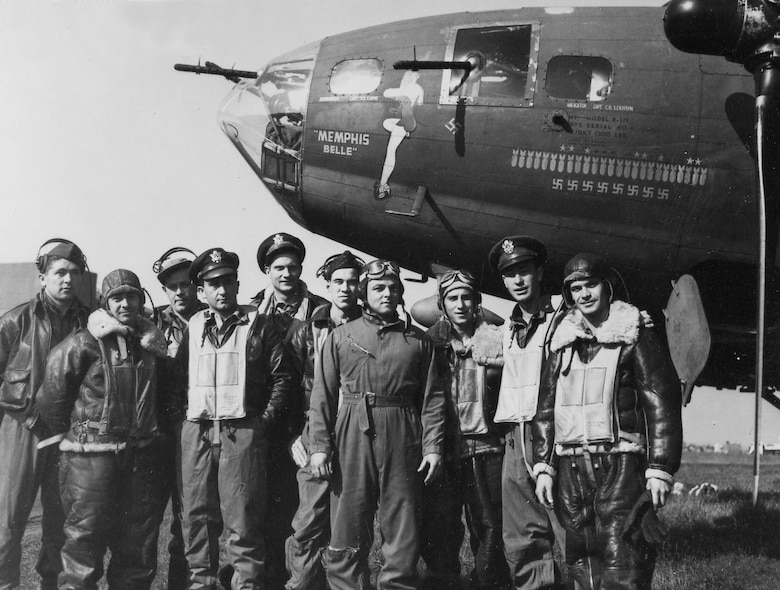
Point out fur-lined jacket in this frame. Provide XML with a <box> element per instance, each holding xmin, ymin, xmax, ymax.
<box><xmin>532</xmin><ymin>301</ymin><xmax>682</xmax><ymax>479</ymax></box>
<box><xmin>428</xmin><ymin>315</ymin><xmax>505</xmax><ymax>457</ymax></box>
<box><xmin>37</xmin><ymin>309</ymin><xmax>179</xmax><ymax>452</ymax></box>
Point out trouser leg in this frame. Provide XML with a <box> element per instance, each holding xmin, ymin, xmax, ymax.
<box><xmin>501</xmin><ymin>424</ymin><xmax>560</xmax><ymax>590</ymax></box>
<box><xmin>0</xmin><ymin>414</ymin><xmax>65</xmax><ymax>590</ymax></box>
<box><xmin>180</xmin><ymin>421</ymin><xmax>222</xmax><ymax>590</ymax></box>
<box><xmin>266</xmin><ymin>446</ymin><xmax>297</xmax><ymax>590</ymax></box>
<box><xmin>166</xmin><ymin>435</ymin><xmax>188</xmax><ymax>590</ymax></box>
<box><xmin>375</xmin><ymin>406</ymin><xmax>422</xmax><ymax>590</ymax></box>
<box><xmin>593</xmin><ymin>454</ymin><xmax>655</xmax><ymax>590</ymax></box>
<box><xmin>420</xmin><ymin>455</ymin><xmax>463</xmax><ymax>590</ymax></box>
<box><xmin>38</xmin><ymin>443</ymin><xmax>66</xmax><ymax>590</ymax></box>
<box><xmin>326</xmin><ymin>406</ymin><xmax>376</xmax><ymax>590</ymax></box>
<box><xmin>106</xmin><ymin>443</ymin><xmax>169</xmax><ymax>590</ymax></box>
<box><xmin>58</xmin><ymin>452</ymin><xmax>115</xmax><ymax>590</ymax></box>
<box><xmin>285</xmin><ymin>465</ymin><xmax>331</xmax><ymax>590</ymax></box>
<box><xmin>219</xmin><ymin>418</ymin><xmax>267</xmax><ymax>590</ymax></box>
<box><xmin>464</xmin><ymin>453</ymin><xmax>510</xmax><ymax>590</ymax></box>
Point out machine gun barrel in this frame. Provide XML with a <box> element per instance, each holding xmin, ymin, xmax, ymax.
<box><xmin>174</xmin><ymin>62</ymin><xmax>257</xmax><ymax>83</ymax></box>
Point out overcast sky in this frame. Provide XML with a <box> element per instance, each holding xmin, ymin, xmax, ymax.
<box><xmin>4</xmin><ymin>0</ymin><xmax>778</xmax><ymax>448</ymax></box>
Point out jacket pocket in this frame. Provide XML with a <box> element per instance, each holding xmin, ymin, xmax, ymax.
<box><xmin>0</xmin><ymin>368</ymin><xmax>31</xmax><ymax>411</ymax></box>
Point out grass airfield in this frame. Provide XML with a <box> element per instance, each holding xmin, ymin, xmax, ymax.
<box><xmin>18</xmin><ymin>451</ymin><xmax>780</xmax><ymax>589</ymax></box>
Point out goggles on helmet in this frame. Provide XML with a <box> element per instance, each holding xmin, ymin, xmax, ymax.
<box><xmin>361</xmin><ymin>260</ymin><xmax>401</xmax><ymax>282</ymax></box>
<box><xmin>439</xmin><ymin>269</ymin><xmax>476</xmax><ymax>291</ymax></box>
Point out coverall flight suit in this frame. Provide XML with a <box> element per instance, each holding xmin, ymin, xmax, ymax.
<box><xmin>308</xmin><ymin>313</ymin><xmax>445</xmax><ymax>590</ymax></box>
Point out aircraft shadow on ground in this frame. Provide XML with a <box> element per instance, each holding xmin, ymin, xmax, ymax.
<box><xmin>662</xmin><ymin>490</ymin><xmax>780</xmax><ymax>560</ymax></box>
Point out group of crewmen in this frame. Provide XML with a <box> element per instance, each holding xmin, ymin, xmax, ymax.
<box><xmin>0</xmin><ymin>232</ymin><xmax>682</xmax><ymax>590</ymax></box>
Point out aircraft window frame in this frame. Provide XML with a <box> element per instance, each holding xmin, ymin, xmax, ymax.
<box><xmin>328</xmin><ymin>58</ymin><xmax>384</xmax><ymax>95</ymax></box>
<box><xmin>544</xmin><ymin>55</ymin><xmax>614</xmax><ymax>102</ymax></box>
<box><xmin>439</xmin><ymin>21</ymin><xmax>540</xmax><ymax>108</ymax></box>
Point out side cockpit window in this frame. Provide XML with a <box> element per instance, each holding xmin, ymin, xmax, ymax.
<box><xmin>329</xmin><ymin>59</ymin><xmax>383</xmax><ymax>95</ymax></box>
<box><xmin>545</xmin><ymin>56</ymin><xmax>612</xmax><ymax>102</ymax></box>
<box><xmin>440</xmin><ymin>23</ymin><xmax>540</xmax><ymax>107</ymax></box>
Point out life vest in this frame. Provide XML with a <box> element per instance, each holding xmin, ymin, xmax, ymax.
<box><xmin>452</xmin><ymin>354</ymin><xmax>489</xmax><ymax>435</ymax></box>
<box><xmin>494</xmin><ymin>311</ymin><xmax>553</xmax><ymax>424</ymax></box>
<box><xmin>186</xmin><ymin>308</ymin><xmax>257</xmax><ymax>421</ymax></box>
<box><xmin>554</xmin><ymin>344</ymin><xmax>621</xmax><ymax>445</ymax></box>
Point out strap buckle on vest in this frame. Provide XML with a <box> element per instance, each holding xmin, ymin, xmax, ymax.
<box><xmin>212</xmin><ymin>420</ymin><xmax>221</xmax><ymax>446</ymax></box>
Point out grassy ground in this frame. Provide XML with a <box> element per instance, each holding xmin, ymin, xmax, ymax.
<box><xmin>17</xmin><ymin>451</ymin><xmax>780</xmax><ymax>589</ymax></box>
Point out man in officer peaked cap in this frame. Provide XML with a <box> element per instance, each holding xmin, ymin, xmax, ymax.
<box><xmin>488</xmin><ymin>235</ymin><xmax>567</xmax><ymax>590</ymax></box>
<box><xmin>252</xmin><ymin>233</ymin><xmax>326</xmax><ymax>326</ymax></box>
<box><xmin>251</xmin><ymin>233</ymin><xmax>326</xmax><ymax>590</ymax></box>
<box><xmin>174</xmin><ymin>247</ymin><xmax>296</xmax><ymax>590</ymax></box>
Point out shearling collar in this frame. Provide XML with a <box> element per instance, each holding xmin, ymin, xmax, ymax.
<box><xmin>428</xmin><ymin>316</ymin><xmax>503</xmax><ymax>367</ymax></box>
<box><xmin>87</xmin><ymin>309</ymin><xmax>168</xmax><ymax>358</ymax></box>
<box><xmin>551</xmin><ymin>300</ymin><xmax>640</xmax><ymax>352</ymax></box>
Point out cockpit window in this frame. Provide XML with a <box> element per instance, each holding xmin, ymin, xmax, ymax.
<box><xmin>218</xmin><ymin>40</ymin><xmax>320</xmax><ymax>199</ymax></box>
<box><xmin>245</xmin><ymin>42</ymin><xmax>318</xmax><ymax>152</ymax></box>
<box><xmin>330</xmin><ymin>59</ymin><xmax>383</xmax><ymax>95</ymax></box>
<box><xmin>440</xmin><ymin>23</ymin><xmax>540</xmax><ymax>107</ymax></box>
<box><xmin>545</xmin><ymin>56</ymin><xmax>613</xmax><ymax>102</ymax></box>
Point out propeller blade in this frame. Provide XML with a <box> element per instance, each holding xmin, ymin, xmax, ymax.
<box><xmin>665</xmin><ymin>0</ymin><xmax>780</xmax><ymax>505</ymax></box>
<box><xmin>751</xmin><ymin>61</ymin><xmax>780</xmax><ymax>505</ymax></box>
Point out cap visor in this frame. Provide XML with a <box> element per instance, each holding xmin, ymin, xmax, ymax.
<box><xmin>200</xmin><ymin>267</ymin><xmax>236</xmax><ymax>281</ymax></box>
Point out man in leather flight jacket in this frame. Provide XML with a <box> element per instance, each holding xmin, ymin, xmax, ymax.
<box><xmin>0</xmin><ymin>239</ymin><xmax>89</xmax><ymax>590</ymax></box>
<box><xmin>533</xmin><ymin>253</ymin><xmax>682</xmax><ymax>590</ymax></box>
<box><xmin>38</xmin><ymin>269</ymin><xmax>176</xmax><ymax>590</ymax></box>
<box><xmin>420</xmin><ymin>269</ymin><xmax>511</xmax><ymax>590</ymax></box>
<box><xmin>284</xmin><ymin>251</ymin><xmax>363</xmax><ymax>590</ymax></box>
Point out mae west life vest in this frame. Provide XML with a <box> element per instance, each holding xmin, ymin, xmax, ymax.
<box><xmin>186</xmin><ymin>308</ymin><xmax>257</xmax><ymax>421</ymax></box>
<box><xmin>554</xmin><ymin>344</ymin><xmax>621</xmax><ymax>445</ymax></box>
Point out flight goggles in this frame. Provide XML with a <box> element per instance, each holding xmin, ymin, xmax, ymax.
<box><xmin>439</xmin><ymin>269</ymin><xmax>476</xmax><ymax>291</ymax></box>
<box><xmin>360</xmin><ymin>259</ymin><xmax>401</xmax><ymax>282</ymax></box>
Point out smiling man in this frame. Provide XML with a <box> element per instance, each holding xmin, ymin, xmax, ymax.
<box><xmin>420</xmin><ymin>269</ymin><xmax>511</xmax><ymax>590</ymax></box>
<box><xmin>38</xmin><ymin>269</ymin><xmax>173</xmax><ymax>590</ymax></box>
<box><xmin>151</xmin><ymin>247</ymin><xmax>205</xmax><ymax>590</ymax></box>
<box><xmin>532</xmin><ymin>253</ymin><xmax>682</xmax><ymax>590</ymax></box>
<box><xmin>250</xmin><ymin>232</ymin><xmax>326</xmax><ymax>590</ymax></box>
<box><xmin>488</xmin><ymin>236</ymin><xmax>566</xmax><ymax>590</ymax></box>
<box><xmin>0</xmin><ymin>239</ymin><xmax>90</xmax><ymax>590</ymax></box>
<box><xmin>176</xmin><ymin>247</ymin><xmax>295</xmax><ymax>590</ymax></box>
<box><xmin>285</xmin><ymin>251</ymin><xmax>364</xmax><ymax>590</ymax></box>
<box><xmin>252</xmin><ymin>233</ymin><xmax>326</xmax><ymax>328</ymax></box>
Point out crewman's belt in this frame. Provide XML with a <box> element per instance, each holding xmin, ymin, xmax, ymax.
<box><xmin>342</xmin><ymin>392</ymin><xmax>414</xmax><ymax>434</ymax></box>
<box><xmin>556</xmin><ymin>432</ymin><xmax>646</xmax><ymax>457</ymax></box>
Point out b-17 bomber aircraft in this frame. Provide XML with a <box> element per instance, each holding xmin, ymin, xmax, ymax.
<box><xmin>176</xmin><ymin>0</ymin><xmax>780</xmax><ymax>432</ymax></box>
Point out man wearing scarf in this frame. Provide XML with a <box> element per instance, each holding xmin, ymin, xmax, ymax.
<box><xmin>250</xmin><ymin>233</ymin><xmax>327</xmax><ymax>590</ymax></box>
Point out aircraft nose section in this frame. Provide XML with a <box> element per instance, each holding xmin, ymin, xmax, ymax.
<box><xmin>217</xmin><ymin>41</ymin><xmax>320</xmax><ymax>225</ymax></box>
